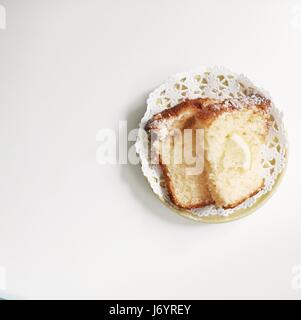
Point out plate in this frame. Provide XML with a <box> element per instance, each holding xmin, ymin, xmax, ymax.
<box><xmin>158</xmin><ymin>150</ymin><xmax>287</xmax><ymax>223</ymax></box>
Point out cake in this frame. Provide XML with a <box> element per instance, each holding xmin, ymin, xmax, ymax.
<box><xmin>145</xmin><ymin>96</ymin><xmax>271</xmax><ymax>209</ymax></box>
<box><xmin>146</xmin><ymin>101</ymin><xmax>214</xmax><ymax>209</ymax></box>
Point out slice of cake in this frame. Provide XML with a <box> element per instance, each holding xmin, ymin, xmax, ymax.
<box><xmin>145</xmin><ymin>100</ymin><xmax>213</xmax><ymax>209</ymax></box>
<box><xmin>145</xmin><ymin>96</ymin><xmax>270</xmax><ymax>209</ymax></box>
<box><xmin>204</xmin><ymin>98</ymin><xmax>270</xmax><ymax>208</ymax></box>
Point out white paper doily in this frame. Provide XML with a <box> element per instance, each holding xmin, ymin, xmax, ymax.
<box><xmin>135</xmin><ymin>67</ymin><xmax>288</xmax><ymax>218</ymax></box>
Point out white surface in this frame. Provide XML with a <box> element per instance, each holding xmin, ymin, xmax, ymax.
<box><xmin>0</xmin><ymin>0</ymin><xmax>300</xmax><ymax>300</ymax></box>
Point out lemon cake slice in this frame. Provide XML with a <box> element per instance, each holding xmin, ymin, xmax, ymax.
<box><xmin>145</xmin><ymin>96</ymin><xmax>270</xmax><ymax>209</ymax></box>
<box><xmin>204</xmin><ymin>97</ymin><xmax>270</xmax><ymax>208</ymax></box>
<box><xmin>145</xmin><ymin>100</ymin><xmax>213</xmax><ymax>209</ymax></box>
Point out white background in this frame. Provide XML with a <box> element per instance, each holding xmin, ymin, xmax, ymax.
<box><xmin>0</xmin><ymin>0</ymin><xmax>300</xmax><ymax>300</ymax></box>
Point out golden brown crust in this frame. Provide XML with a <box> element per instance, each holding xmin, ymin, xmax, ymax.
<box><xmin>159</xmin><ymin>157</ymin><xmax>215</xmax><ymax>209</ymax></box>
<box><xmin>145</xmin><ymin>96</ymin><xmax>271</xmax><ymax>210</ymax></box>
<box><xmin>145</xmin><ymin>99</ymin><xmax>225</xmax><ymax>131</ymax></box>
<box><xmin>145</xmin><ymin>96</ymin><xmax>270</xmax><ymax>133</ymax></box>
<box><xmin>222</xmin><ymin>183</ymin><xmax>264</xmax><ymax>209</ymax></box>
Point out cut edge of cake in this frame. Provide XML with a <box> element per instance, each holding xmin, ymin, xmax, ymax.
<box><xmin>145</xmin><ymin>100</ymin><xmax>215</xmax><ymax>209</ymax></box>
<box><xmin>145</xmin><ymin>95</ymin><xmax>271</xmax><ymax>210</ymax></box>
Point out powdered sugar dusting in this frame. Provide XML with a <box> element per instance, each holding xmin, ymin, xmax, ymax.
<box><xmin>135</xmin><ymin>67</ymin><xmax>287</xmax><ymax>220</ymax></box>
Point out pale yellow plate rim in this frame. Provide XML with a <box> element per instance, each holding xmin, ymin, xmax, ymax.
<box><xmin>151</xmin><ymin>150</ymin><xmax>288</xmax><ymax>224</ymax></box>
